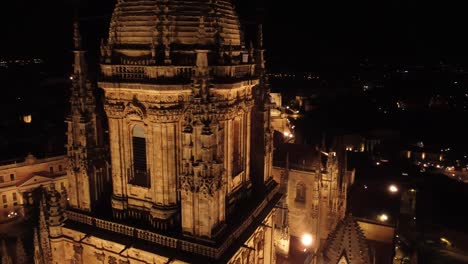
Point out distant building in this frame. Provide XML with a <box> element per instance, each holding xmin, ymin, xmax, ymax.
<box><xmin>270</xmin><ymin>93</ymin><xmax>294</xmax><ymax>142</ymax></box>
<box><xmin>272</xmin><ymin>142</ymin><xmax>355</xmax><ymax>258</ymax></box>
<box><xmin>0</xmin><ymin>154</ymin><xmax>67</xmax><ymax>223</ymax></box>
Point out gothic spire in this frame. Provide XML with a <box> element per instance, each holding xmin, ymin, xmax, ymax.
<box><xmin>33</xmin><ymin>228</ymin><xmax>44</xmax><ymax>264</ymax></box>
<box><xmin>257</xmin><ymin>24</ymin><xmax>264</xmax><ymax>50</ymax></box>
<box><xmin>39</xmin><ymin>198</ymin><xmax>52</xmax><ymax>264</ymax></box>
<box><xmin>72</xmin><ymin>16</ymin><xmax>87</xmax><ymax>76</ymax></box>
<box><xmin>15</xmin><ymin>237</ymin><xmax>29</xmax><ymax>264</ymax></box>
<box><xmin>73</xmin><ymin>19</ymin><xmax>82</xmax><ymax>51</ymax></box>
<box><xmin>255</xmin><ymin>24</ymin><xmax>266</xmax><ymax>93</ymax></box>
<box><xmin>1</xmin><ymin>239</ymin><xmax>13</xmax><ymax>264</ymax></box>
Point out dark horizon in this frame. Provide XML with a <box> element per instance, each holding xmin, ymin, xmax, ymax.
<box><xmin>2</xmin><ymin>0</ymin><xmax>468</xmax><ymax>71</ymax></box>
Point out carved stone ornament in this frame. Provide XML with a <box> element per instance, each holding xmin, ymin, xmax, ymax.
<box><xmin>108</xmin><ymin>256</ymin><xmax>117</xmax><ymax>264</ymax></box>
<box><xmin>104</xmin><ymin>101</ymin><xmax>125</xmax><ymax>118</ymax></box>
<box><xmin>124</xmin><ymin>100</ymin><xmax>146</xmax><ymax>120</ymax></box>
<box><xmin>73</xmin><ymin>244</ymin><xmax>83</xmax><ymax>255</ymax></box>
<box><xmin>94</xmin><ymin>252</ymin><xmax>105</xmax><ymax>261</ymax></box>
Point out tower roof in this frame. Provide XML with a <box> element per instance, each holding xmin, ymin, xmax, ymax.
<box><xmin>108</xmin><ymin>0</ymin><xmax>242</xmax><ymax>50</ymax></box>
<box><xmin>321</xmin><ymin>214</ymin><xmax>371</xmax><ymax>264</ymax></box>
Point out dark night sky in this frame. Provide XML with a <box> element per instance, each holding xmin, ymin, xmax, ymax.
<box><xmin>1</xmin><ymin>0</ymin><xmax>468</xmax><ymax>70</ymax></box>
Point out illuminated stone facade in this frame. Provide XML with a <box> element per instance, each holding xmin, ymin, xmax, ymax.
<box><xmin>45</xmin><ymin>0</ymin><xmax>280</xmax><ymax>263</ymax></box>
<box><xmin>272</xmin><ymin>143</ymin><xmax>354</xmax><ymax>256</ymax></box>
<box><xmin>0</xmin><ymin>154</ymin><xmax>67</xmax><ymax>223</ymax></box>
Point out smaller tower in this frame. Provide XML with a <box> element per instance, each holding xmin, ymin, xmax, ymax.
<box><xmin>66</xmin><ymin>17</ymin><xmax>110</xmax><ymax>212</ymax></box>
<box><xmin>250</xmin><ymin>24</ymin><xmax>274</xmax><ymax>193</ymax></box>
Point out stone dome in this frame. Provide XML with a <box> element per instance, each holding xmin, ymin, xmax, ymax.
<box><xmin>108</xmin><ymin>0</ymin><xmax>243</xmax><ymax>49</ymax></box>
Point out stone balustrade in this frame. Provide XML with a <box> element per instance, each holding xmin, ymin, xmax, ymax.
<box><xmin>65</xmin><ymin>183</ymin><xmax>279</xmax><ymax>259</ymax></box>
<box><xmin>100</xmin><ymin>64</ymin><xmax>256</xmax><ymax>83</ymax></box>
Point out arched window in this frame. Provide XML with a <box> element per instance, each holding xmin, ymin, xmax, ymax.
<box><xmin>131</xmin><ymin>125</ymin><xmax>150</xmax><ymax>187</ymax></box>
<box><xmin>295</xmin><ymin>182</ymin><xmax>306</xmax><ymax>202</ymax></box>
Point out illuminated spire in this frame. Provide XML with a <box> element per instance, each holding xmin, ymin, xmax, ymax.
<box><xmin>33</xmin><ymin>228</ymin><xmax>44</xmax><ymax>264</ymax></box>
<box><xmin>255</xmin><ymin>24</ymin><xmax>266</xmax><ymax>74</ymax></box>
<box><xmin>257</xmin><ymin>24</ymin><xmax>264</xmax><ymax>49</ymax></box>
<box><xmin>1</xmin><ymin>239</ymin><xmax>12</xmax><ymax>264</ymax></box>
<box><xmin>15</xmin><ymin>237</ymin><xmax>28</xmax><ymax>264</ymax></box>
<box><xmin>73</xmin><ymin>20</ymin><xmax>82</xmax><ymax>51</ymax></box>
<box><xmin>72</xmin><ymin>16</ymin><xmax>87</xmax><ymax>76</ymax></box>
<box><xmin>39</xmin><ymin>197</ymin><xmax>52</xmax><ymax>264</ymax></box>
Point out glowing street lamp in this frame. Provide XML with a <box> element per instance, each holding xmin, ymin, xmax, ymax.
<box><xmin>378</xmin><ymin>214</ymin><xmax>389</xmax><ymax>222</ymax></box>
<box><xmin>301</xmin><ymin>234</ymin><xmax>313</xmax><ymax>247</ymax></box>
<box><xmin>388</xmin><ymin>185</ymin><xmax>399</xmax><ymax>193</ymax></box>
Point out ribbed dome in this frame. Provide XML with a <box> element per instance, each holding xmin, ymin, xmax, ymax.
<box><xmin>108</xmin><ymin>0</ymin><xmax>243</xmax><ymax>48</ymax></box>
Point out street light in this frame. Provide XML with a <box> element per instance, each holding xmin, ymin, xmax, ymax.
<box><xmin>301</xmin><ymin>234</ymin><xmax>313</xmax><ymax>247</ymax></box>
<box><xmin>440</xmin><ymin>237</ymin><xmax>452</xmax><ymax>247</ymax></box>
<box><xmin>389</xmin><ymin>184</ymin><xmax>399</xmax><ymax>193</ymax></box>
<box><xmin>378</xmin><ymin>213</ymin><xmax>389</xmax><ymax>222</ymax></box>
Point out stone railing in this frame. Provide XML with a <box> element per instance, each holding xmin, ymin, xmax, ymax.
<box><xmin>113</xmin><ymin>65</ymin><xmax>146</xmax><ymax>80</ymax></box>
<box><xmin>101</xmin><ymin>64</ymin><xmax>256</xmax><ymax>84</ymax></box>
<box><xmin>65</xmin><ymin>184</ymin><xmax>280</xmax><ymax>259</ymax></box>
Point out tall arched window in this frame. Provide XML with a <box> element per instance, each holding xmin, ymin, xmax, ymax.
<box><xmin>296</xmin><ymin>182</ymin><xmax>306</xmax><ymax>202</ymax></box>
<box><xmin>131</xmin><ymin>125</ymin><xmax>149</xmax><ymax>187</ymax></box>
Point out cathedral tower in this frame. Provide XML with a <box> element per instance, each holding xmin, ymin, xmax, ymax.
<box><xmin>99</xmin><ymin>0</ymin><xmax>276</xmax><ymax>236</ymax></box>
<box><xmin>50</xmin><ymin>1</ymin><xmax>280</xmax><ymax>263</ymax></box>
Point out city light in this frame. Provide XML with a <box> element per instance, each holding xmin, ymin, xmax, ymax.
<box><xmin>388</xmin><ymin>185</ymin><xmax>399</xmax><ymax>193</ymax></box>
<box><xmin>283</xmin><ymin>131</ymin><xmax>294</xmax><ymax>138</ymax></box>
<box><xmin>301</xmin><ymin>234</ymin><xmax>313</xmax><ymax>247</ymax></box>
<box><xmin>7</xmin><ymin>211</ymin><xmax>18</xmax><ymax>219</ymax></box>
<box><xmin>378</xmin><ymin>214</ymin><xmax>389</xmax><ymax>222</ymax></box>
<box><xmin>440</xmin><ymin>237</ymin><xmax>452</xmax><ymax>247</ymax></box>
